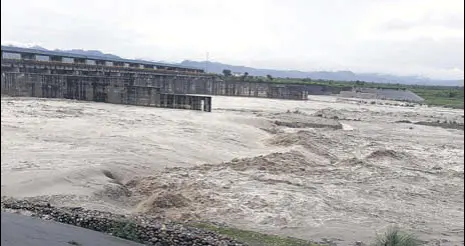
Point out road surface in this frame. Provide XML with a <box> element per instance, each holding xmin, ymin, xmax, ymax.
<box><xmin>1</xmin><ymin>212</ymin><xmax>144</xmax><ymax>246</ymax></box>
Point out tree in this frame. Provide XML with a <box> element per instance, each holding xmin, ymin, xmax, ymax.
<box><xmin>448</xmin><ymin>90</ymin><xmax>457</xmax><ymax>98</ymax></box>
<box><xmin>242</xmin><ymin>72</ymin><xmax>249</xmax><ymax>81</ymax></box>
<box><xmin>222</xmin><ymin>69</ymin><xmax>232</xmax><ymax>77</ymax></box>
<box><xmin>355</xmin><ymin>80</ymin><xmax>365</xmax><ymax>86</ymax></box>
<box><xmin>266</xmin><ymin>74</ymin><xmax>273</xmax><ymax>81</ymax></box>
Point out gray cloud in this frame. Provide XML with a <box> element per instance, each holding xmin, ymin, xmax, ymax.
<box><xmin>381</xmin><ymin>13</ymin><xmax>464</xmax><ymax>31</ymax></box>
<box><xmin>1</xmin><ymin>0</ymin><xmax>463</xmax><ymax>80</ymax></box>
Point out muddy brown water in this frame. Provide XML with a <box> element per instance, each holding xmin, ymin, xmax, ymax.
<box><xmin>1</xmin><ymin>95</ymin><xmax>463</xmax><ymax>245</ymax></box>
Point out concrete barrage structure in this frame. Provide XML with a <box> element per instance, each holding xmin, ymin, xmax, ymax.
<box><xmin>1</xmin><ymin>72</ymin><xmax>212</xmax><ymax>111</ymax></box>
<box><xmin>1</xmin><ymin>46</ymin><xmax>310</xmax><ymax>102</ymax></box>
<box><xmin>339</xmin><ymin>87</ymin><xmax>425</xmax><ymax>102</ymax></box>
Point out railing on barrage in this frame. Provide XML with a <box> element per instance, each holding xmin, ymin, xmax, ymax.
<box><xmin>1</xmin><ymin>57</ymin><xmax>206</xmax><ymax>76</ymax></box>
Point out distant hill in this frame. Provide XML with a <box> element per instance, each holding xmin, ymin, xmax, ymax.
<box><xmin>6</xmin><ymin>45</ymin><xmax>462</xmax><ymax>86</ymax></box>
<box><xmin>180</xmin><ymin>60</ymin><xmax>464</xmax><ymax>87</ymax></box>
<box><xmin>30</xmin><ymin>45</ymin><xmax>121</xmax><ymax>59</ymax></box>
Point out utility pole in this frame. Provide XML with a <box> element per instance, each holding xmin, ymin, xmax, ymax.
<box><xmin>205</xmin><ymin>52</ymin><xmax>209</xmax><ymax>73</ymax></box>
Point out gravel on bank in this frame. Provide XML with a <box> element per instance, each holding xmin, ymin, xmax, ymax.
<box><xmin>1</xmin><ymin>197</ymin><xmax>245</xmax><ymax>246</ymax></box>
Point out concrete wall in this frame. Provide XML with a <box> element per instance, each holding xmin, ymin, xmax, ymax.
<box><xmin>1</xmin><ymin>73</ymin><xmax>212</xmax><ymax>112</ymax></box>
<box><xmin>1</xmin><ymin>59</ymin><xmax>312</xmax><ymax>100</ymax></box>
<box><xmin>2</xmin><ymin>52</ymin><xmax>21</xmax><ymax>59</ymax></box>
<box><xmin>338</xmin><ymin>88</ymin><xmax>425</xmax><ymax>102</ymax></box>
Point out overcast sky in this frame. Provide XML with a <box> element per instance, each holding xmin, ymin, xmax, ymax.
<box><xmin>1</xmin><ymin>0</ymin><xmax>463</xmax><ymax>79</ymax></box>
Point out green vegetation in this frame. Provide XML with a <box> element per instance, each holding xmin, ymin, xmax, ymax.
<box><xmin>191</xmin><ymin>222</ymin><xmax>320</xmax><ymax>246</ymax></box>
<box><xmin>221</xmin><ymin>75</ymin><xmax>464</xmax><ymax>109</ymax></box>
<box><xmin>374</xmin><ymin>227</ymin><xmax>423</xmax><ymax>246</ymax></box>
<box><xmin>222</xmin><ymin>69</ymin><xmax>232</xmax><ymax>77</ymax></box>
<box><xmin>109</xmin><ymin>221</ymin><xmax>140</xmax><ymax>242</ymax></box>
<box><xmin>410</xmin><ymin>87</ymin><xmax>464</xmax><ymax>109</ymax></box>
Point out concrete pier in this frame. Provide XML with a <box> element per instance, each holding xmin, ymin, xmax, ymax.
<box><xmin>1</xmin><ymin>72</ymin><xmax>212</xmax><ymax>112</ymax></box>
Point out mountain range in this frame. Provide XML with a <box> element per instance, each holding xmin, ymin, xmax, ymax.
<box><xmin>22</xmin><ymin>46</ymin><xmax>465</xmax><ymax>86</ymax></box>
<box><xmin>29</xmin><ymin>45</ymin><xmax>121</xmax><ymax>60</ymax></box>
<box><xmin>180</xmin><ymin>60</ymin><xmax>463</xmax><ymax>87</ymax></box>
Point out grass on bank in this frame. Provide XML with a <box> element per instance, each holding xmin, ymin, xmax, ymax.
<box><xmin>411</xmin><ymin>88</ymin><xmax>464</xmax><ymax>109</ymax></box>
<box><xmin>374</xmin><ymin>227</ymin><xmax>423</xmax><ymax>246</ymax></box>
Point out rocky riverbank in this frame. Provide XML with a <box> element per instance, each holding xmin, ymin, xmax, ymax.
<box><xmin>1</xmin><ymin>197</ymin><xmax>245</xmax><ymax>246</ymax></box>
